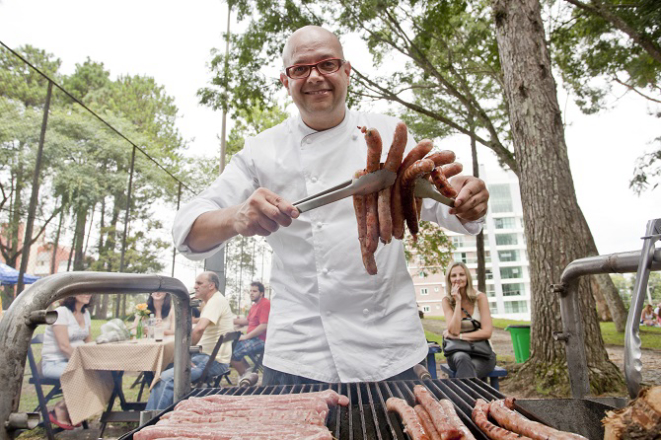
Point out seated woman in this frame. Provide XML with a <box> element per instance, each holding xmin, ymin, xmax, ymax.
<box><xmin>132</xmin><ymin>291</ymin><xmax>175</xmax><ymax>337</ymax></box>
<box><xmin>41</xmin><ymin>294</ymin><xmax>93</xmax><ymax>430</ymax></box>
<box><xmin>641</xmin><ymin>304</ymin><xmax>657</xmax><ymax>327</ymax></box>
<box><xmin>441</xmin><ymin>262</ymin><xmax>496</xmax><ymax>378</ymax></box>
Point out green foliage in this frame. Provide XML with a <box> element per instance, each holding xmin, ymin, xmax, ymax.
<box><xmin>631</xmin><ymin>136</ymin><xmax>661</xmax><ymax>193</ymax></box>
<box><xmin>403</xmin><ymin>221</ymin><xmax>454</xmax><ymax>274</ymax></box>
<box><xmin>550</xmin><ymin>0</ymin><xmax>661</xmax><ymax>113</ymax></box>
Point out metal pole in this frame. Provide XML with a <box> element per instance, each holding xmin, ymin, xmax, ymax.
<box><xmin>17</xmin><ymin>81</ymin><xmax>52</xmax><ymax>294</ymax></box>
<box><xmin>0</xmin><ymin>272</ymin><xmax>191</xmax><ymax>440</ymax></box>
<box><xmin>556</xmin><ymin>243</ymin><xmax>661</xmax><ymax>399</ymax></box>
<box><xmin>171</xmin><ymin>181</ymin><xmax>182</xmax><ymax>278</ymax></box>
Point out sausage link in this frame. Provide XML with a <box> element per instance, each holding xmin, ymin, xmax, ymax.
<box><xmin>361</xmin><ymin>241</ymin><xmax>378</xmax><ymax>275</ymax></box>
<box><xmin>413</xmin><ymin>385</ymin><xmax>462</xmax><ymax>440</ymax></box>
<box><xmin>415</xmin><ymin>196</ymin><xmax>423</xmax><ymax>220</ymax></box>
<box><xmin>360</xmin><ymin>126</ymin><xmax>383</xmax><ymax>173</ymax></box>
<box><xmin>378</xmin><ymin>187</ymin><xmax>392</xmax><ymax>244</ymax></box>
<box><xmin>401</xmin><ymin>159</ymin><xmax>435</xmax><ymax>241</ymax></box>
<box><xmin>429</xmin><ymin>168</ymin><xmax>458</xmax><ymax>198</ymax></box>
<box><xmin>472</xmin><ymin>399</ymin><xmax>531</xmax><ymax>440</ymax></box>
<box><xmin>438</xmin><ymin>399</ymin><xmax>476</xmax><ymax>440</ymax></box>
<box><xmin>392</xmin><ymin>140</ymin><xmax>433</xmax><ymax>239</ymax></box>
<box><xmin>353</xmin><ymin>169</ymin><xmax>367</xmax><ymax>246</ymax></box>
<box><xmin>384</xmin><ymin>122</ymin><xmax>407</xmax><ymax>173</ymax></box>
<box><xmin>365</xmin><ymin>193</ymin><xmax>379</xmax><ymax>253</ymax></box>
<box><xmin>425</xmin><ymin>150</ymin><xmax>456</xmax><ymax>167</ymax></box>
<box><xmin>488</xmin><ymin>400</ymin><xmax>587</xmax><ymax>440</ymax></box>
<box><xmin>441</xmin><ymin>162</ymin><xmax>463</xmax><ymax>179</ymax></box>
<box><xmin>414</xmin><ymin>405</ymin><xmax>442</xmax><ymax>440</ymax></box>
<box><xmin>386</xmin><ymin>397</ymin><xmax>430</xmax><ymax>440</ymax></box>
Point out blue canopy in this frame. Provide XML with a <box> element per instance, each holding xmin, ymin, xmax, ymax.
<box><xmin>0</xmin><ymin>263</ymin><xmax>40</xmax><ymax>285</ymax></box>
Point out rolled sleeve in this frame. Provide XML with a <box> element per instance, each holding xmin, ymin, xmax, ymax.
<box><xmin>172</xmin><ymin>146</ymin><xmax>259</xmax><ymax>260</ymax></box>
<box><xmin>420</xmin><ymin>198</ymin><xmax>484</xmax><ymax>236</ymax></box>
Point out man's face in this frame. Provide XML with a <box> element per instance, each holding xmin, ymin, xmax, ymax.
<box><xmin>194</xmin><ymin>275</ymin><xmax>215</xmax><ymax>301</ymax></box>
<box><xmin>249</xmin><ymin>285</ymin><xmax>264</xmax><ymax>303</ymax></box>
<box><xmin>279</xmin><ymin>28</ymin><xmax>351</xmax><ymax>131</ymax></box>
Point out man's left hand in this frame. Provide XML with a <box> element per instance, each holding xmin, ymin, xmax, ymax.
<box><xmin>238</xmin><ymin>334</ymin><xmax>247</xmax><ymax>342</ymax></box>
<box><xmin>449</xmin><ymin>175</ymin><xmax>489</xmax><ymax>221</ymax></box>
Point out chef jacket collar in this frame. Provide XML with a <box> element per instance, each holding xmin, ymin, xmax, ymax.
<box><xmin>291</xmin><ymin>106</ymin><xmax>352</xmax><ymax>140</ymax></box>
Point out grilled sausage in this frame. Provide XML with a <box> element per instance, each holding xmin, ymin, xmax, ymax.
<box><xmin>359</xmin><ymin>126</ymin><xmax>382</xmax><ymax>253</ymax></box>
<box><xmin>414</xmin><ymin>405</ymin><xmax>443</xmax><ymax>440</ymax></box>
<box><xmin>489</xmin><ymin>399</ymin><xmax>587</xmax><ymax>440</ymax></box>
<box><xmin>425</xmin><ymin>150</ymin><xmax>456</xmax><ymax>167</ymax></box>
<box><xmin>377</xmin><ymin>122</ymin><xmax>407</xmax><ymax>243</ymax></box>
<box><xmin>401</xmin><ymin>159</ymin><xmax>435</xmax><ymax>241</ymax></box>
<box><xmin>413</xmin><ymin>385</ymin><xmax>462</xmax><ymax>440</ymax></box>
<box><xmin>441</xmin><ymin>162</ymin><xmax>463</xmax><ymax>179</ymax></box>
<box><xmin>472</xmin><ymin>399</ymin><xmax>532</xmax><ymax>440</ymax></box>
<box><xmin>352</xmin><ymin>169</ymin><xmax>367</xmax><ymax>247</ymax></box>
<box><xmin>429</xmin><ymin>168</ymin><xmax>458</xmax><ymax>198</ymax></box>
<box><xmin>392</xmin><ymin>139</ymin><xmax>433</xmax><ymax>239</ymax></box>
<box><xmin>438</xmin><ymin>399</ymin><xmax>476</xmax><ymax>440</ymax></box>
<box><xmin>386</xmin><ymin>397</ymin><xmax>430</xmax><ymax>440</ymax></box>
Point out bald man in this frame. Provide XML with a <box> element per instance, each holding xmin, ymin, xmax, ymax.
<box><xmin>173</xmin><ymin>26</ymin><xmax>489</xmax><ymax>385</ymax></box>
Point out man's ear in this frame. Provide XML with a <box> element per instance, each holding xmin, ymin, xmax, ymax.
<box><xmin>344</xmin><ymin>61</ymin><xmax>352</xmax><ymax>81</ymax></box>
<box><xmin>279</xmin><ymin>73</ymin><xmax>291</xmax><ymax>95</ymax></box>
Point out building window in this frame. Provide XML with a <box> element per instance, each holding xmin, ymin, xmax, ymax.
<box><xmin>423</xmin><ymin>306</ymin><xmax>431</xmax><ymax>313</ymax></box>
<box><xmin>420</xmin><ymin>288</ymin><xmax>429</xmax><ymax>296</ymax></box>
<box><xmin>434</xmin><ymin>287</ymin><xmax>439</xmax><ymax>292</ymax></box>
<box><xmin>452</xmin><ymin>236</ymin><xmax>476</xmax><ymax>249</ymax></box>
<box><xmin>496</xmin><ymin>233</ymin><xmax>518</xmax><ymax>246</ymax></box>
<box><xmin>489</xmin><ymin>184</ymin><xmax>513</xmax><ymax>213</ymax></box>
<box><xmin>500</xmin><ymin>267</ymin><xmax>522</xmax><ymax>279</ymax></box>
<box><xmin>419</xmin><ymin>270</ymin><xmax>428</xmax><ymax>278</ymax></box>
<box><xmin>489</xmin><ymin>302</ymin><xmax>499</xmax><ymax>314</ymax></box>
<box><xmin>502</xmin><ymin>283</ymin><xmax>524</xmax><ymax>296</ymax></box>
<box><xmin>498</xmin><ymin>250</ymin><xmax>520</xmax><ymax>262</ymax></box>
<box><xmin>504</xmin><ymin>300</ymin><xmax>528</xmax><ymax>314</ymax></box>
<box><xmin>494</xmin><ymin>217</ymin><xmax>516</xmax><ymax>229</ymax></box>
<box><xmin>485</xmin><ymin>269</ymin><xmax>493</xmax><ymax>280</ymax></box>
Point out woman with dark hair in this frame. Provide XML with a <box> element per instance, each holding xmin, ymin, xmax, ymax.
<box><xmin>41</xmin><ymin>294</ymin><xmax>93</xmax><ymax>429</ymax></box>
<box><xmin>441</xmin><ymin>262</ymin><xmax>496</xmax><ymax>378</ymax></box>
<box><xmin>132</xmin><ymin>292</ymin><xmax>175</xmax><ymax>336</ymax></box>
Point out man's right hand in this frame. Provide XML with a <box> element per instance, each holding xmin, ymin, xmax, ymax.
<box><xmin>233</xmin><ymin>188</ymin><xmax>299</xmax><ymax>237</ymax></box>
<box><xmin>186</xmin><ymin>188</ymin><xmax>299</xmax><ymax>253</ymax></box>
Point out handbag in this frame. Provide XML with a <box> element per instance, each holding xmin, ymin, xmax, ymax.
<box><xmin>442</xmin><ymin>337</ymin><xmax>493</xmax><ymax>359</ymax></box>
<box><xmin>442</xmin><ymin>308</ymin><xmax>493</xmax><ymax>359</ymax></box>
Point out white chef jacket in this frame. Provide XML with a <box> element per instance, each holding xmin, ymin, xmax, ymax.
<box><xmin>173</xmin><ymin>108</ymin><xmax>482</xmax><ymax>382</ymax></box>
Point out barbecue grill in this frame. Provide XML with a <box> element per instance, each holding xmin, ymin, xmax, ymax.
<box><xmin>119</xmin><ymin>378</ymin><xmax>617</xmax><ymax>440</ymax></box>
<box><xmin>0</xmin><ymin>219</ymin><xmax>659</xmax><ymax>440</ymax></box>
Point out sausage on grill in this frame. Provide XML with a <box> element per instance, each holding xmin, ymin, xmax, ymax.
<box><xmin>472</xmin><ymin>399</ymin><xmax>532</xmax><ymax>440</ymax></box>
<box><xmin>414</xmin><ymin>405</ymin><xmax>443</xmax><ymax>440</ymax></box>
<box><xmin>386</xmin><ymin>397</ymin><xmax>430</xmax><ymax>440</ymax></box>
<box><xmin>489</xmin><ymin>399</ymin><xmax>588</xmax><ymax>440</ymax></box>
<box><xmin>413</xmin><ymin>385</ymin><xmax>462</xmax><ymax>440</ymax></box>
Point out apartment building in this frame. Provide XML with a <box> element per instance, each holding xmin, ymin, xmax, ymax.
<box><xmin>410</xmin><ymin>165</ymin><xmax>531</xmax><ymax>320</ymax></box>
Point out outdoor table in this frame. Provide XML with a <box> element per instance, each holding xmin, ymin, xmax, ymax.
<box><xmin>60</xmin><ymin>336</ymin><xmax>175</xmax><ymax>426</ymax></box>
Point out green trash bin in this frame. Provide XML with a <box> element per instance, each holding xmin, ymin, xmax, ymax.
<box><xmin>505</xmin><ymin>325</ymin><xmax>531</xmax><ymax>363</ymax></box>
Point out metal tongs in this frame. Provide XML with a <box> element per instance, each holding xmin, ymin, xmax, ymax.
<box><xmin>294</xmin><ymin>169</ymin><xmax>455</xmax><ymax>213</ymax></box>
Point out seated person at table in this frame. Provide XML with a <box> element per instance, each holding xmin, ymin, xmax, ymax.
<box><xmin>441</xmin><ymin>262</ymin><xmax>496</xmax><ymax>378</ymax></box>
<box><xmin>231</xmin><ymin>281</ymin><xmax>270</xmax><ymax>378</ymax></box>
<box><xmin>641</xmin><ymin>304</ymin><xmax>657</xmax><ymax>327</ymax></box>
<box><xmin>131</xmin><ymin>291</ymin><xmax>175</xmax><ymax>337</ymax></box>
<box><xmin>41</xmin><ymin>294</ymin><xmax>93</xmax><ymax>430</ymax></box>
<box><xmin>146</xmin><ymin>271</ymin><xmax>233</xmax><ymax>410</ymax></box>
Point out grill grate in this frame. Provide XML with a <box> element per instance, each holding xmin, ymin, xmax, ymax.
<box><xmin>121</xmin><ymin>379</ymin><xmax>535</xmax><ymax>440</ymax></box>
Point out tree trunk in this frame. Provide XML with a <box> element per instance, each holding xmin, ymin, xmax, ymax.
<box><xmin>491</xmin><ymin>0</ymin><xmax>623</xmax><ymax>395</ymax></box>
<box><xmin>50</xmin><ymin>207</ymin><xmax>64</xmax><ymax>274</ymax></box>
<box><xmin>73</xmin><ymin>207</ymin><xmax>88</xmax><ymax>271</ymax></box>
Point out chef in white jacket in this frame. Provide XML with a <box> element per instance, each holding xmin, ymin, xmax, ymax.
<box><xmin>173</xmin><ymin>25</ymin><xmax>489</xmax><ymax>385</ymax></box>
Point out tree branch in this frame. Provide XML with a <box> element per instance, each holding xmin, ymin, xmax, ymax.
<box><xmin>613</xmin><ymin>76</ymin><xmax>661</xmax><ymax>104</ymax></box>
<box><xmin>563</xmin><ymin>0</ymin><xmax>661</xmax><ymax>64</ymax></box>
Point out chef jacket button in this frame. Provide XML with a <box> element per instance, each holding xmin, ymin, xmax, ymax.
<box><xmin>306</xmin><ymin>137</ymin><xmax>313</xmax><ymax>144</ymax></box>
<box><xmin>363</xmin><ymin>308</ymin><xmax>369</xmax><ymax>315</ymax></box>
<box><xmin>325</xmin><ymin>310</ymin><xmax>331</xmax><ymax>316</ymax></box>
<box><xmin>316</xmin><ymin>222</ymin><xmax>322</xmax><ymax>229</ymax></box>
<box><xmin>322</xmin><ymin>268</ymin><xmax>329</xmax><ymax>274</ymax></box>
<box><xmin>352</xmin><ymin>134</ymin><xmax>358</xmax><ymax>140</ymax></box>
<box><xmin>311</xmin><ymin>176</ymin><xmax>318</xmax><ymax>183</ymax></box>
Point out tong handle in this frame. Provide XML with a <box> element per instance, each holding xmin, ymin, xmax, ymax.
<box><xmin>414</xmin><ymin>178</ymin><xmax>455</xmax><ymax>208</ymax></box>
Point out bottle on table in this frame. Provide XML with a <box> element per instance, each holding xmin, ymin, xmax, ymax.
<box><xmin>154</xmin><ymin>318</ymin><xmax>164</xmax><ymax>341</ymax></box>
<box><xmin>147</xmin><ymin>314</ymin><xmax>155</xmax><ymax>339</ymax></box>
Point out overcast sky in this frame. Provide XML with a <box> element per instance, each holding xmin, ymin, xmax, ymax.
<box><xmin>1</xmin><ymin>0</ymin><xmax>658</xmax><ymax>279</ymax></box>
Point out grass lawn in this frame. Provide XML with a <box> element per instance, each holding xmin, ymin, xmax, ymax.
<box><xmin>425</xmin><ymin>315</ymin><xmax>661</xmax><ymax>350</ymax></box>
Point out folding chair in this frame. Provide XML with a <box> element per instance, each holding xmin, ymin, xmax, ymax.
<box><xmin>27</xmin><ymin>334</ymin><xmax>88</xmax><ymax>440</ymax></box>
<box><xmin>194</xmin><ymin>330</ymin><xmax>242</xmax><ymax>388</ymax></box>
